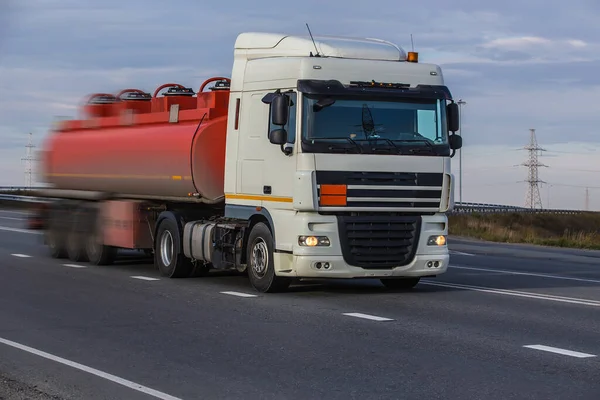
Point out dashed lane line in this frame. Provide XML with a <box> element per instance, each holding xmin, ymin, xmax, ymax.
<box><xmin>422</xmin><ymin>280</ymin><xmax>600</xmax><ymax>308</ymax></box>
<box><xmin>0</xmin><ymin>216</ymin><xmax>25</xmax><ymax>221</ymax></box>
<box><xmin>451</xmin><ymin>265</ymin><xmax>600</xmax><ymax>285</ymax></box>
<box><xmin>220</xmin><ymin>291</ymin><xmax>258</xmax><ymax>298</ymax></box>
<box><xmin>0</xmin><ymin>337</ymin><xmax>183</xmax><ymax>400</ymax></box>
<box><xmin>450</xmin><ymin>251</ymin><xmax>476</xmax><ymax>256</ymax></box>
<box><xmin>342</xmin><ymin>313</ymin><xmax>394</xmax><ymax>322</ymax></box>
<box><xmin>11</xmin><ymin>254</ymin><xmax>31</xmax><ymax>258</ymax></box>
<box><xmin>130</xmin><ymin>276</ymin><xmax>160</xmax><ymax>281</ymax></box>
<box><xmin>0</xmin><ymin>226</ymin><xmax>42</xmax><ymax>235</ymax></box>
<box><xmin>524</xmin><ymin>344</ymin><xmax>597</xmax><ymax>359</ymax></box>
<box><xmin>63</xmin><ymin>264</ymin><xmax>87</xmax><ymax>269</ymax></box>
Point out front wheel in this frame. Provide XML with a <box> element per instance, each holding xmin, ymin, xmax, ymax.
<box><xmin>380</xmin><ymin>277</ymin><xmax>421</xmax><ymax>290</ymax></box>
<box><xmin>246</xmin><ymin>223</ymin><xmax>291</xmax><ymax>293</ymax></box>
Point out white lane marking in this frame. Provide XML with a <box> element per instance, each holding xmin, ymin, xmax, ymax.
<box><xmin>0</xmin><ymin>210</ymin><xmax>29</xmax><ymax>216</ymax></box>
<box><xmin>524</xmin><ymin>344</ymin><xmax>597</xmax><ymax>359</ymax></box>
<box><xmin>0</xmin><ymin>216</ymin><xmax>24</xmax><ymax>221</ymax></box>
<box><xmin>422</xmin><ymin>281</ymin><xmax>600</xmax><ymax>308</ymax></box>
<box><xmin>451</xmin><ymin>265</ymin><xmax>600</xmax><ymax>285</ymax></box>
<box><xmin>0</xmin><ymin>226</ymin><xmax>42</xmax><ymax>235</ymax></box>
<box><xmin>343</xmin><ymin>312</ymin><xmax>394</xmax><ymax>322</ymax></box>
<box><xmin>450</xmin><ymin>251</ymin><xmax>476</xmax><ymax>256</ymax></box>
<box><xmin>0</xmin><ymin>337</ymin><xmax>182</xmax><ymax>400</ymax></box>
<box><xmin>220</xmin><ymin>291</ymin><xmax>258</xmax><ymax>298</ymax></box>
<box><xmin>63</xmin><ymin>264</ymin><xmax>87</xmax><ymax>269</ymax></box>
<box><xmin>130</xmin><ymin>276</ymin><xmax>160</xmax><ymax>281</ymax></box>
<box><xmin>11</xmin><ymin>253</ymin><xmax>31</xmax><ymax>258</ymax></box>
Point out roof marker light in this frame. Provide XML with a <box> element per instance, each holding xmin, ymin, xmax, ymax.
<box><xmin>407</xmin><ymin>51</ymin><xmax>419</xmax><ymax>63</ymax></box>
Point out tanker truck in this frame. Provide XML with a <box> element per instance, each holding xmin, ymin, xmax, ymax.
<box><xmin>32</xmin><ymin>31</ymin><xmax>462</xmax><ymax>293</ymax></box>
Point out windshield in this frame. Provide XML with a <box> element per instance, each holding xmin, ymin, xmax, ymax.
<box><xmin>301</xmin><ymin>95</ymin><xmax>450</xmax><ymax>155</ymax></box>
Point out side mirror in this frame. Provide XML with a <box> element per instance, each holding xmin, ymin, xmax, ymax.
<box><xmin>271</xmin><ymin>94</ymin><xmax>289</xmax><ymax>126</ymax></box>
<box><xmin>447</xmin><ymin>102</ymin><xmax>459</xmax><ymax>133</ymax></box>
<box><xmin>268</xmin><ymin>129</ymin><xmax>287</xmax><ymax>145</ymax></box>
<box><xmin>449</xmin><ymin>134</ymin><xmax>462</xmax><ymax>150</ymax></box>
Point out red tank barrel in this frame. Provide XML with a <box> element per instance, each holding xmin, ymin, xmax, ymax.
<box><xmin>40</xmin><ymin>77</ymin><xmax>232</xmax><ymax>204</ymax></box>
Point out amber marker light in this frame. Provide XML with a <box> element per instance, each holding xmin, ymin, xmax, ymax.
<box><xmin>407</xmin><ymin>51</ymin><xmax>419</xmax><ymax>63</ymax></box>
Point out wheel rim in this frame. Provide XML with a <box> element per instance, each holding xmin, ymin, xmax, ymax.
<box><xmin>250</xmin><ymin>239</ymin><xmax>268</xmax><ymax>279</ymax></box>
<box><xmin>86</xmin><ymin>233</ymin><xmax>99</xmax><ymax>259</ymax></box>
<box><xmin>160</xmin><ymin>230</ymin><xmax>174</xmax><ymax>266</ymax></box>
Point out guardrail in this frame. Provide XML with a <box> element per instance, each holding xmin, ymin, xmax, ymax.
<box><xmin>0</xmin><ymin>187</ymin><xmax>596</xmax><ymax>214</ymax></box>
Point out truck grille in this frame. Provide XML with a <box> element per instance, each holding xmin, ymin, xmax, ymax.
<box><xmin>316</xmin><ymin>171</ymin><xmax>444</xmax><ymax>210</ymax></box>
<box><xmin>337</xmin><ymin>215</ymin><xmax>421</xmax><ymax>269</ymax></box>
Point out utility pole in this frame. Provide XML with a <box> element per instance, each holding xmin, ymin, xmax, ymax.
<box><xmin>521</xmin><ymin>128</ymin><xmax>547</xmax><ymax>209</ymax></box>
<box><xmin>457</xmin><ymin>99</ymin><xmax>466</xmax><ymax>203</ymax></box>
<box><xmin>21</xmin><ymin>132</ymin><xmax>36</xmax><ymax>188</ymax></box>
<box><xmin>585</xmin><ymin>187</ymin><xmax>590</xmax><ymax>211</ymax></box>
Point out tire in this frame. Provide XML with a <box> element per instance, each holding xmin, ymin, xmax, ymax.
<box><xmin>45</xmin><ymin>207</ymin><xmax>67</xmax><ymax>259</ymax></box>
<box><xmin>380</xmin><ymin>277</ymin><xmax>421</xmax><ymax>290</ymax></box>
<box><xmin>84</xmin><ymin>206</ymin><xmax>117</xmax><ymax>266</ymax></box>
<box><xmin>246</xmin><ymin>222</ymin><xmax>291</xmax><ymax>293</ymax></box>
<box><xmin>66</xmin><ymin>209</ymin><xmax>89</xmax><ymax>263</ymax></box>
<box><xmin>154</xmin><ymin>216</ymin><xmax>193</xmax><ymax>278</ymax></box>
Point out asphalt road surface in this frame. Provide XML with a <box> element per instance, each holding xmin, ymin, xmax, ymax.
<box><xmin>1</xmin><ymin>208</ymin><xmax>599</xmax><ymax>399</ymax></box>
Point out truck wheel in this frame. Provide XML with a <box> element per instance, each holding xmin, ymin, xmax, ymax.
<box><xmin>246</xmin><ymin>222</ymin><xmax>291</xmax><ymax>293</ymax></box>
<box><xmin>46</xmin><ymin>208</ymin><xmax>66</xmax><ymax>259</ymax></box>
<box><xmin>380</xmin><ymin>277</ymin><xmax>421</xmax><ymax>290</ymax></box>
<box><xmin>66</xmin><ymin>210</ymin><xmax>89</xmax><ymax>263</ymax></box>
<box><xmin>85</xmin><ymin>233</ymin><xmax>117</xmax><ymax>266</ymax></box>
<box><xmin>155</xmin><ymin>217</ymin><xmax>193</xmax><ymax>278</ymax></box>
<box><xmin>84</xmin><ymin>206</ymin><xmax>117</xmax><ymax>266</ymax></box>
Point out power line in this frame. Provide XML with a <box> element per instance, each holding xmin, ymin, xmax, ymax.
<box><xmin>520</xmin><ymin>128</ymin><xmax>547</xmax><ymax>209</ymax></box>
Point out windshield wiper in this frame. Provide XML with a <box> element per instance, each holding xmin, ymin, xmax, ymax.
<box><xmin>366</xmin><ymin>137</ymin><xmax>402</xmax><ymax>154</ymax></box>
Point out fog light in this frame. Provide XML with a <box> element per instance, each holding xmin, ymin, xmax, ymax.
<box><xmin>434</xmin><ymin>261</ymin><xmax>440</xmax><ymax>268</ymax></box>
<box><xmin>299</xmin><ymin>235</ymin><xmax>331</xmax><ymax>247</ymax></box>
<box><xmin>323</xmin><ymin>262</ymin><xmax>331</xmax><ymax>270</ymax></box>
<box><xmin>427</xmin><ymin>235</ymin><xmax>446</xmax><ymax>246</ymax></box>
<box><xmin>427</xmin><ymin>261</ymin><xmax>433</xmax><ymax>268</ymax></box>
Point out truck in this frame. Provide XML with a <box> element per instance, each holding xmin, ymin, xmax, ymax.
<box><xmin>31</xmin><ymin>31</ymin><xmax>462</xmax><ymax>293</ymax></box>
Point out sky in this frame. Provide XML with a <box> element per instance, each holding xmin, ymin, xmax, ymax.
<box><xmin>0</xmin><ymin>0</ymin><xmax>599</xmax><ymax>210</ymax></box>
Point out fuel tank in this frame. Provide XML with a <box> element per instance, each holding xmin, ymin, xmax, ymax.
<box><xmin>39</xmin><ymin>77</ymin><xmax>232</xmax><ymax>203</ymax></box>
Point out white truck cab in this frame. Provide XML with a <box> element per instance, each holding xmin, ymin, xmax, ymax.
<box><xmin>220</xmin><ymin>32</ymin><xmax>462</xmax><ymax>292</ymax></box>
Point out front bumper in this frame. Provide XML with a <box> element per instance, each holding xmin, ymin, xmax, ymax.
<box><xmin>282</xmin><ymin>252</ymin><xmax>448</xmax><ymax>279</ymax></box>
<box><xmin>273</xmin><ymin>212</ymin><xmax>449</xmax><ymax>279</ymax></box>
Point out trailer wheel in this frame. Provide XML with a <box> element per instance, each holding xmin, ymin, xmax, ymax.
<box><xmin>85</xmin><ymin>233</ymin><xmax>117</xmax><ymax>266</ymax></box>
<box><xmin>246</xmin><ymin>222</ymin><xmax>291</xmax><ymax>293</ymax></box>
<box><xmin>84</xmin><ymin>207</ymin><xmax>117</xmax><ymax>266</ymax></box>
<box><xmin>45</xmin><ymin>207</ymin><xmax>67</xmax><ymax>259</ymax></box>
<box><xmin>155</xmin><ymin>217</ymin><xmax>193</xmax><ymax>278</ymax></box>
<box><xmin>66</xmin><ymin>209</ymin><xmax>89</xmax><ymax>263</ymax></box>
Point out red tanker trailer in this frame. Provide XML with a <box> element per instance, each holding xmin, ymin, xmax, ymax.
<box><xmin>39</xmin><ymin>77</ymin><xmax>231</xmax><ymax>203</ymax></box>
<box><xmin>32</xmin><ymin>76</ymin><xmax>244</xmax><ymax>277</ymax></box>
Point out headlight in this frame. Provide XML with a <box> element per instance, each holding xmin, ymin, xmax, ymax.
<box><xmin>298</xmin><ymin>235</ymin><xmax>331</xmax><ymax>247</ymax></box>
<box><xmin>427</xmin><ymin>235</ymin><xmax>446</xmax><ymax>246</ymax></box>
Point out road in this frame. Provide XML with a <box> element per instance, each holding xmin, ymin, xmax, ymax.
<box><xmin>0</xmin><ymin>208</ymin><xmax>599</xmax><ymax>399</ymax></box>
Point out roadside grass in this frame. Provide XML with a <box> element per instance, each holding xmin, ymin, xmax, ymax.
<box><xmin>448</xmin><ymin>212</ymin><xmax>600</xmax><ymax>250</ymax></box>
